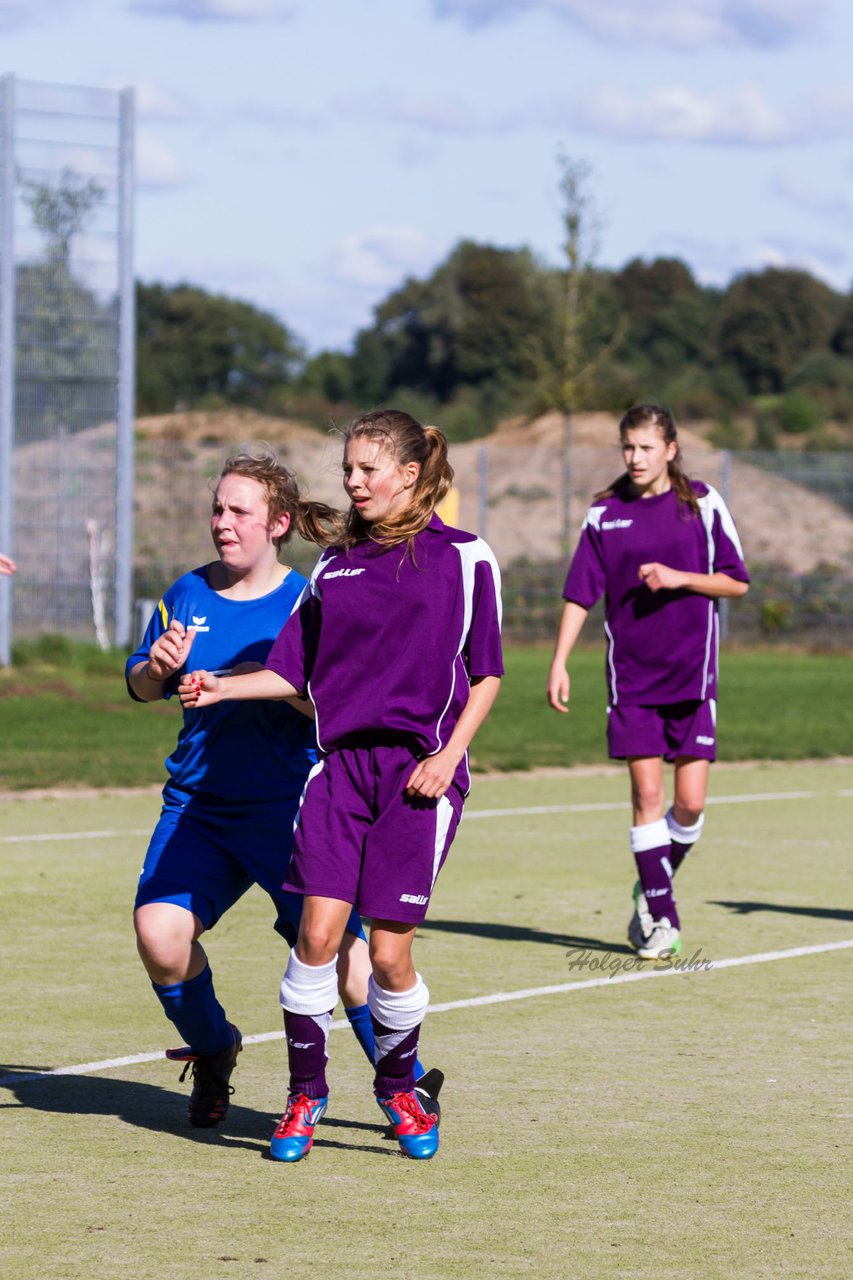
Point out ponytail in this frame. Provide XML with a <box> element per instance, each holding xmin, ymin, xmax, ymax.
<box><xmin>219</xmin><ymin>444</ymin><xmax>345</xmax><ymax>549</ymax></box>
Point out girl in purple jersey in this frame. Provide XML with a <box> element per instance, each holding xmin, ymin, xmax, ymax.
<box><xmin>547</xmin><ymin>405</ymin><xmax>749</xmax><ymax>960</ymax></box>
<box><xmin>180</xmin><ymin>410</ymin><xmax>503</xmax><ymax>1162</ymax></box>
<box><xmin>127</xmin><ymin>446</ymin><xmax>418</xmax><ymax>1130</ymax></box>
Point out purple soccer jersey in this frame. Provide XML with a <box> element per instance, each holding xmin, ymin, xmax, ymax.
<box><xmin>563</xmin><ymin>481</ymin><xmax>748</xmax><ymax>706</ymax></box>
<box><xmin>266</xmin><ymin>514</ymin><xmax>504</xmax><ymax>795</ymax></box>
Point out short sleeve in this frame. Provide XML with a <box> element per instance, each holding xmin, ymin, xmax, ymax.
<box><xmin>266</xmin><ymin>592</ymin><xmax>322</xmax><ymax>695</ymax></box>
<box><xmin>700</xmin><ymin>486</ymin><xmax>750</xmax><ymax>582</ymax></box>
<box><xmin>464</xmin><ymin>554</ymin><xmax>504</xmax><ymax>678</ymax></box>
<box><xmin>562</xmin><ymin>506</ymin><xmax>607</xmax><ymax>608</ymax></box>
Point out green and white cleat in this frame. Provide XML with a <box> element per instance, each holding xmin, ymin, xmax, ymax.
<box><xmin>636</xmin><ymin>917</ymin><xmax>682</xmax><ymax>961</ymax></box>
<box><xmin>627</xmin><ymin>881</ymin><xmax>654</xmax><ymax>951</ymax></box>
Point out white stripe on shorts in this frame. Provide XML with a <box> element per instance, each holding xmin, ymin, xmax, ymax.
<box><xmin>431</xmin><ymin>795</ymin><xmax>455</xmax><ymax>890</ymax></box>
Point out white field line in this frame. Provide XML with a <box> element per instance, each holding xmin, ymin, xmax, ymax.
<box><xmin>0</xmin><ymin>790</ymin><xmax>829</xmax><ymax>844</ymax></box>
<box><xmin>2</xmin><ymin>938</ymin><xmax>851</xmax><ymax>1089</ymax></box>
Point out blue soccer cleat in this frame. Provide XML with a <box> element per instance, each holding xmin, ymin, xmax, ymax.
<box><xmin>270</xmin><ymin>1093</ymin><xmax>329</xmax><ymax>1163</ymax></box>
<box><xmin>376</xmin><ymin>1087</ymin><xmax>440</xmax><ymax>1160</ymax></box>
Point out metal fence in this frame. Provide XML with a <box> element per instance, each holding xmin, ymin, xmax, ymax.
<box><xmin>0</xmin><ymin>76</ymin><xmax>134</xmax><ymax>662</ymax></box>
<box><xmin>121</xmin><ymin>428</ymin><xmax>853</xmax><ymax>649</ymax></box>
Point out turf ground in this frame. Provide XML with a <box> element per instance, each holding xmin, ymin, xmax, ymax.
<box><xmin>1</xmin><ymin>761</ymin><xmax>851</xmax><ymax>1280</ymax></box>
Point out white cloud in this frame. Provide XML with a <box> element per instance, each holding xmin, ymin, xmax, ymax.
<box><xmin>651</xmin><ymin>231</ymin><xmax>849</xmax><ymax>290</ymax></box>
<box><xmin>136</xmin><ymin>131</ymin><xmax>188</xmax><ymax>190</ymax></box>
<box><xmin>434</xmin><ymin>0</ymin><xmax>823</xmax><ymax>49</ymax></box>
<box><xmin>104</xmin><ymin>74</ymin><xmax>192</xmax><ymax>121</ymax></box>
<box><xmin>773</xmin><ymin>174</ymin><xmax>853</xmax><ymax>228</ymax></box>
<box><xmin>335</xmin><ymin>90</ymin><xmax>481</xmax><ymax>136</ymax></box>
<box><xmin>571</xmin><ymin>83</ymin><xmax>795</xmax><ymax>144</ymax></box>
<box><xmin>330</xmin><ymin>226</ymin><xmax>442</xmax><ymax>290</ymax></box>
<box><xmin>0</xmin><ymin>0</ymin><xmax>75</xmax><ymax>31</ymax></box>
<box><xmin>128</xmin><ymin>0</ymin><xmax>295</xmax><ymax>23</ymax></box>
<box><xmin>563</xmin><ymin>82</ymin><xmax>853</xmax><ymax>146</ymax></box>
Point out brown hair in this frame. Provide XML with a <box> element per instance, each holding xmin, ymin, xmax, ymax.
<box><xmin>218</xmin><ymin>444</ymin><xmax>345</xmax><ymax>548</ymax></box>
<box><xmin>339</xmin><ymin>409</ymin><xmax>454</xmax><ymax>550</ymax></box>
<box><xmin>595</xmin><ymin>404</ymin><xmax>699</xmax><ymax>516</ymax></box>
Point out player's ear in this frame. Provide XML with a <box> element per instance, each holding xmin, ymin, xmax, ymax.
<box><xmin>270</xmin><ymin>511</ymin><xmax>291</xmax><ymax>540</ymax></box>
<box><xmin>403</xmin><ymin>461</ymin><xmax>420</xmax><ymax>490</ymax></box>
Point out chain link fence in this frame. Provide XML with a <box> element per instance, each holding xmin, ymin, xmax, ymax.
<box><xmin>120</xmin><ymin>426</ymin><xmax>853</xmax><ymax>649</ymax></box>
<box><xmin>0</xmin><ymin>76</ymin><xmax>134</xmax><ymax>662</ymax></box>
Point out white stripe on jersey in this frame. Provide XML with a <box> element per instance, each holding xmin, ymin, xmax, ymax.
<box><xmin>697</xmin><ymin>483</ymin><xmax>745</xmax><ymax>567</ymax></box>
<box><xmin>432</xmin><ymin>537</ymin><xmax>503</xmax><ymax>755</ymax></box>
<box><xmin>697</xmin><ymin>483</ymin><xmax>740</xmax><ymax>699</ymax></box>
<box><xmin>604</xmin><ymin>619</ymin><xmax>618</xmax><ymax>705</ymax></box>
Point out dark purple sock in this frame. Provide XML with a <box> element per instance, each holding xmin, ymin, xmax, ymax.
<box><xmin>372</xmin><ymin>1019</ymin><xmax>420</xmax><ymax>1099</ymax></box>
<box><xmin>284</xmin><ymin>1010</ymin><xmax>332</xmax><ymax>1099</ymax></box>
<box><xmin>633</xmin><ymin>844</ymin><xmax>679</xmax><ymax>929</ymax></box>
<box><xmin>669</xmin><ymin>840</ymin><xmax>692</xmax><ymax>875</ymax></box>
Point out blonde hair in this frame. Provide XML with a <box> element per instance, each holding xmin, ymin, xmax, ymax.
<box><xmin>218</xmin><ymin>444</ymin><xmax>345</xmax><ymax>548</ymax></box>
<box><xmin>340</xmin><ymin>409</ymin><xmax>454</xmax><ymax>550</ymax></box>
<box><xmin>595</xmin><ymin>404</ymin><xmax>699</xmax><ymax>516</ymax></box>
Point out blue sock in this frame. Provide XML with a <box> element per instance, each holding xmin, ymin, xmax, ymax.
<box><xmin>152</xmin><ymin>963</ymin><xmax>232</xmax><ymax>1057</ymax></box>
<box><xmin>344</xmin><ymin>1003</ymin><xmax>424</xmax><ymax>1079</ymax></box>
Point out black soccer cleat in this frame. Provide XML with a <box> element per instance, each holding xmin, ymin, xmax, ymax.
<box><xmin>413</xmin><ymin>1067</ymin><xmax>445</xmax><ymax>1124</ymax></box>
<box><xmin>166</xmin><ymin>1022</ymin><xmax>243</xmax><ymax>1128</ymax></box>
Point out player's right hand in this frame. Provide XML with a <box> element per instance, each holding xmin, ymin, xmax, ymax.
<box><xmin>178</xmin><ymin>669</ymin><xmax>221</xmax><ymax>708</ymax></box>
<box><xmin>547</xmin><ymin>662</ymin><xmax>571</xmax><ymax>713</ymax></box>
<box><xmin>147</xmin><ymin>619</ymin><xmax>196</xmax><ymax>681</ymax></box>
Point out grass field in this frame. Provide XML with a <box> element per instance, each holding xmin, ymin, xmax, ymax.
<box><xmin>1</xmin><ymin>762</ymin><xmax>851</xmax><ymax>1279</ymax></box>
<box><xmin>1</xmin><ymin>640</ymin><xmax>852</xmax><ymax>788</ymax></box>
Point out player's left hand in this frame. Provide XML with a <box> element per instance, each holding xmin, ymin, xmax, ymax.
<box><xmin>405</xmin><ymin>750</ymin><xmax>456</xmax><ymax>800</ymax></box>
<box><xmin>639</xmin><ymin>562</ymin><xmax>685</xmax><ymax>592</ymax></box>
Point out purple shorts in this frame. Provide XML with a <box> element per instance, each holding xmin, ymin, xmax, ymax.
<box><xmin>607</xmin><ymin>699</ymin><xmax>717</xmax><ymax>762</ymax></box>
<box><xmin>284</xmin><ymin>743</ymin><xmax>462</xmax><ymax>925</ymax></box>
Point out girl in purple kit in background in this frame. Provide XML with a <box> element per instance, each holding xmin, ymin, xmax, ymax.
<box><xmin>180</xmin><ymin>409</ymin><xmax>503</xmax><ymax>1162</ymax></box>
<box><xmin>547</xmin><ymin>404</ymin><xmax>749</xmax><ymax>960</ymax></box>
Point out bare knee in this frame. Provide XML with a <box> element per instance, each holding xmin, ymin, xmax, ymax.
<box><xmin>297</xmin><ymin>920</ymin><xmax>343</xmax><ymax>967</ymax></box>
<box><xmin>630</xmin><ymin>778</ymin><xmax>665</xmax><ymax>823</ymax></box>
<box><xmin>134</xmin><ymin>903</ymin><xmax>200</xmax><ymax>984</ymax></box>
<box><xmin>369</xmin><ymin>939</ymin><xmax>416</xmax><ymax>992</ymax></box>
<box><xmin>672</xmin><ymin>801</ymin><xmax>704</xmax><ymax>827</ymax></box>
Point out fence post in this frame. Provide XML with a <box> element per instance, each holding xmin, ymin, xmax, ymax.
<box><xmin>0</xmin><ymin>75</ymin><xmax>15</xmax><ymax>666</ymax></box>
<box><xmin>114</xmin><ymin>86</ymin><xmax>135</xmax><ymax>649</ymax></box>
<box><xmin>478</xmin><ymin>444</ymin><xmax>489</xmax><ymax>540</ymax></box>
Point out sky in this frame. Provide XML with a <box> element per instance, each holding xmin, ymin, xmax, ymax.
<box><xmin>3</xmin><ymin>0</ymin><xmax>853</xmax><ymax>354</ymax></box>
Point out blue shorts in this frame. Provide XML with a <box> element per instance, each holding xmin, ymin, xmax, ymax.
<box><xmin>607</xmin><ymin>699</ymin><xmax>717</xmax><ymax>763</ymax></box>
<box><xmin>135</xmin><ymin>785</ymin><xmax>366</xmax><ymax>946</ymax></box>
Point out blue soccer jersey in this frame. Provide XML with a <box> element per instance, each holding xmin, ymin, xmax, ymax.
<box><xmin>127</xmin><ymin>566</ymin><xmax>316</xmax><ymax>799</ymax></box>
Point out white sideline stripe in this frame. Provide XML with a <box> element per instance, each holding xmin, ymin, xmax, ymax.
<box><xmin>0</xmin><ymin>791</ymin><xmax>824</xmax><ymax>843</ymax></box>
<box><xmin>2</xmin><ymin>938</ymin><xmax>851</xmax><ymax>1089</ymax></box>
<box><xmin>463</xmin><ymin>791</ymin><xmax>816</xmax><ymax>820</ymax></box>
<box><xmin>0</xmin><ymin>828</ymin><xmax>150</xmax><ymax>845</ymax></box>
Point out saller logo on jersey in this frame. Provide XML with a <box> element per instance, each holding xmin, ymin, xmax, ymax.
<box><xmin>602</xmin><ymin>519</ymin><xmax>633</xmax><ymax>530</ymax></box>
<box><xmin>324</xmin><ymin>567</ymin><xmax>365</xmax><ymax>579</ymax></box>
<box><xmin>400</xmin><ymin>893</ymin><xmax>429</xmax><ymax>905</ymax></box>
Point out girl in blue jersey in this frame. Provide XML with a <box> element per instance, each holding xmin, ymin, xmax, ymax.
<box><xmin>180</xmin><ymin>411</ymin><xmax>503</xmax><ymax>1162</ymax></box>
<box><xmin>127</xmin><ymin>447</ymin><xmax>386</xmax><ymax>1128</ymax></box>
<box><xmin>547</xmin><ymin>405</ymin><xmax>749</xmax><ymax>960</ymax></box>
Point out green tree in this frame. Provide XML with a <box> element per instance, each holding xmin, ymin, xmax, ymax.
<box><xmin>135</xmin><ymin>282</ymin><xmax>305</xmax><ymax>413</ymax></box>
<box><xmin>714</xmin><ymin>268</ymin><xmax>842</xmax><ymax>393</ymax></box>
<box><xmin>16</xmin><ymin>168</ymin><xmax>112</xmax><ymax>440</ymax></box>
<box><xmin>349</xmin><ymin>240</ymin><xmax>561</xmax><ymax>407</ymax></box>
